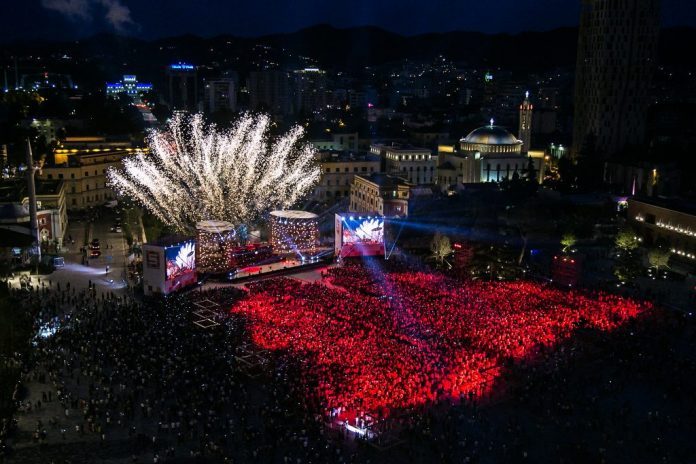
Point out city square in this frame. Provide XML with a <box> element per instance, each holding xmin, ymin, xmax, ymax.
<box><xmin>1</xmin><ymin>0</ymin><xmax>696</xmax><ymax>463</ymax></box>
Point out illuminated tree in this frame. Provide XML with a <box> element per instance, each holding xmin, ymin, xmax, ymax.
<box><xmin>615</xmin><ymin>229</ymin><xmax>641</xmax><ymax>252</ymax></box>
<box><xmin>560</xmin><ymin>232</ymin><xmax>577</xmax><ymax>252</ymax></box>
<box><xmin>613</xmin><ymin>229</ymin><xmax>642</xmax><ymax>282</ymax></box>
<box><xmin>648</xmin><ymin>248</ymin><xmax>670</xmax><ymax>272</ymax></box>
<box><xmin>429</xmin><ymin>232</ymin><xmax>453</xmax><ymax>268</ymax></box>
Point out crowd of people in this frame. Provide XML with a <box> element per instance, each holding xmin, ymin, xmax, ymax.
<box><xmin>3</xmin><ymin>259</ymin><xmax>694</xmax><ymax>463</ymax></box>
<box><xmin>3</xmin><ymin>284</ymin><xmax>366</xmax><ymax>463</ymax></box>
<box><xmin>234</xmin><ymin>260</ymin><xmax>651</xmax><ymax>425</ymax></box>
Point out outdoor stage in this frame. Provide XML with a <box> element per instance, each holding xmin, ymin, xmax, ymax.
<box><xmin>224</xmin><ymin>250</ymin><xmax>332</xmax><ymax>281</ymax></box>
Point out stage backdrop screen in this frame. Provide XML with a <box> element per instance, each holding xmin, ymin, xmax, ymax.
<box><xmin>337</xmin><ymin>215</ymin><xmax>385</xmax><ymax>258</ymax></box>
<box><xmin>165</xmin><ymin>240</ymin><xmax>197</xmax><ymax>293</ymax></box>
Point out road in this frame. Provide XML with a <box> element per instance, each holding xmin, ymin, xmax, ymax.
<box><xmin>90</xmin><ymin>208</ymin><xmax>130</xmax><ymax>291</ymax></box>
<box><xmin>8</xmin><ymin>209</ymin><xmax>131</xmax><ymax>297</ymax></box>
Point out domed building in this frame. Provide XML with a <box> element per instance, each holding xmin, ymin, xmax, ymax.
<box><xmin>460</xmin><ymin>123</ymin><xmax>524</xmax><ymax>156</ymax></box>
<box><xmin>437</xmin><ymin>110</ymin><xmax>546</xmax><ymax>188</ymax></box>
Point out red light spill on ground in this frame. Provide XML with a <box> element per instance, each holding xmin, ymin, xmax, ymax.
<box><xmin>230</xmin><ymin>265</ymin><xmax>650</xmax><ymax>418</ymax></box>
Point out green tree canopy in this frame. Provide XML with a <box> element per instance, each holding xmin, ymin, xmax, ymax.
<box><xmin>561</xmin><ymin>232</ymin><xmax>577</xmax><ymax>252</ymax></box>
<box><xmin>615</xmin><ymin>229</ymin><xmax>640</xmax><ymax>252</ymax></box>
<box><xmin>648</xmin><ymin>248</ymin><xmax>670</xmax><ymax>271</ymax></box>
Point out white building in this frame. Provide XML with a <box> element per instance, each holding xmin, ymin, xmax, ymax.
<box><xmin>370</xmin><ymin>143</ymin><xmax>436</xmax><ymax>185</ymax></box>
<box><xmin>437</xmin><ymin>122</ymin><xmax>546</xmax><ymax>189</ymax></box>
<box><xmin>105</xmin><ymin>75</ymin><xmax>152</xmax><ymax>102</ymax></box>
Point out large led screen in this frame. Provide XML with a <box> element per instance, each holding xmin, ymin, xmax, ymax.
<box><xmin>165</xmin><ymin>240</ymin><xmax>197</xmax><ymax>293</ymax></box>
<box><xmin>338</xmin><ymin>215</ymin><xmax>385</xmax><ymax>258</ymax></box>
<box><xmin>343</xmin><ymin>217</ymin><xmax>384</xmax><ymax>244</ymax></box>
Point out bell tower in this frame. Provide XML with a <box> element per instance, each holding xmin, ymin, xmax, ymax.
<box><xmin>519</xmin><ymin>91</ymin><xmax>533</xmax><ymax>154</ymax></box>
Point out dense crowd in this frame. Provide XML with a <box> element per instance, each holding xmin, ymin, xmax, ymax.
<box><xmin>4</xmin><ymin>284</ymin><xmax>360</xmax><ymax>463</ymax></box>
<box><xmin>4</xmin><ymin>260</ymin><xmax>695</xmax><ymax>463</ymax></box>
<box><xmin>234</xmin><ymin>261</ymin><xmax>651</xmax><ymax>424</ymax></box>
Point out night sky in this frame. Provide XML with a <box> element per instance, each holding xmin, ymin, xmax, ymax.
<box><xmin>2</xmin><ymin>0</ymin><xmax>695</xmax><ymax>42</ymax></box>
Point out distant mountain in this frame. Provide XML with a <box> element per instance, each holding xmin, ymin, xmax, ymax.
<box><xmin>249</xmin><ymin>24</ymin><xmax>694</xmax><ymax>69</ymax></box>
<box><xmin>258</xmin><ymin>25</ymin><xmax>582</xmax><ymax>68</ymax></box>
<box><xmin>2</xmin><ymin>24</ymin><xmax>694</xmax><ymax>79</ymax></box>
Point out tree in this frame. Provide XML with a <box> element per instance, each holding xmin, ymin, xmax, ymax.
<box><xmin>526</xmin><ymin>156</ymin><xmax>538</xmax><ymax>184</ymax></box>
<box><xmin>429</xmin><ymin>232</ymin><xmax>453</xmax><ymax>268</ymax></box>
<box><xmin>613</xmin><ymin>228</ymin><xmax>642</xmax><ymax>282</ymax></box>
<box><xmin>560</xmin><ymin>232</ymin><xmax>577</xmax><ymax>252</ymax></box>
<box><xmin>557</xmin><ymin>156</ymin><xmax>576</xmax><ymax>189</ymax></box>
<box><xmin>648</xmin><ymin>248</ymin><xmax>670</xmax><ymax>272</ymax></box>
<box><xmin>615</xmin><ymin>229</ymin><xmax>640</xmax><ymax>252</ymax></box>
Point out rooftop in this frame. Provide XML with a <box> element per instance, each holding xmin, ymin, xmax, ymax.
<box><xmin>317</xmin><ymin>150</ymin><xmax>379</xmax><ymax>163</ymax></box>
<box><xmin>270</xmin><ymin>210</ymin><xmax>318</xmax><ymax>220</ymax></box>
<box><xmin>196</xmin><ymin>220</ymin><xmax>235</xmax><ymax>233</ymax></box>
<box><xmin>630</xmin><ymin>196</ymin><xmax>696</xmax><ymax>217</ymax></box>
<box><xmin>0</xmin><ymin>179</ymin><xmax>64</xmax><ymax>203</ymax></box>
<box><xmin>372</xmin><ymin>142</ymin><xmax>430</xmax><ymax>153</ymax></box>
<box><xmin>357</xmin><ymin>173</ymin><xmax>411</xmax><ymax>189</ymax></box>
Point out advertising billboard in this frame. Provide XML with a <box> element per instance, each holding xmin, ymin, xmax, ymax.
<box><xmin>165</xmin><ymin>240</ymin><xmax>197</xmax><ymax>293</ymax></box>
<box><xmin>335</xmin><ymin>214</ymin><xmax>385</xmax><ymax>258</ymax></box>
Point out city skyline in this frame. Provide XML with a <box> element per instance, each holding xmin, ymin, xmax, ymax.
<box><xmin>2</xmin><ymin>0</ymin><xmax>695</xmax><ymax>42</ymax></box>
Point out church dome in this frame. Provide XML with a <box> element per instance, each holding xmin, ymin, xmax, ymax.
<box><xmin>460</xmin><ymin>122</ymin><xmax>523</xmax><ymax>155</ymax></box>
<box><xmin>462</xmin><ymin>125</ymin><xmax>521</xmax><ymax>146</ymax></box>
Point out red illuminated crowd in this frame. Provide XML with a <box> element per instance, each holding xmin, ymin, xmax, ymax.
<box><xmin>232</xmin><ymin>261</ymin><xmax>652</xmax><ymax>421</ymax></box>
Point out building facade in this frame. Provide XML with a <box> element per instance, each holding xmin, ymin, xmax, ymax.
<box><xmin>310</xmin><ymin>132</ymin><xmax>359</xmax><ymax>152</ymax></box>
<box><xmin>0</xmin><ymin>179</ymin><xmax>68</xmax><ymax>249</ymax></box>
<box><xmin>572</xmin><ymin>0</ymin><xmax>660</xmax><ymax>158</ymax></box>
<box><xmin>350</xmin><ymin>174</ymin><xmax>410</xmax><ymax>217</ymax></box>
<box><xmin>313</xmin><ymin>151</ymin><xmax>380</xmax><ymax>203</ymax></box>
<box><xmin>166</xmin><ymin>63</ymin><xmax>198</xmax><ymax>112</ymax></box>
<box><xmin>38</xmin><ymin>137</ymin><xmax>147</xmax><ymax>210</ymax></box>
<box><xmin>22</xmin><ymin>118</ymin><xmax>85</xmax><ymax>144</ymax></box>
<box><xmin>204</xmin><ymin>78</ymin><xmax>236</xmax><ymax>113</ymax></box>
<box><xmin>293</xmin><ymin>68</ymin><xmax>328</xmax><ymax>115</ymax></box>
<box><xmin>31</xmin><ymin>180</ymin><xmax>68</xmax><ymax>248</ymax></box>
<box><xmin>370</xmin><ymin>144</ymin><xmax>435</xmax><ymax>185</ymax></box>
<box><xmin>106</xmin><ymin>75</ymin><xmax>152</xmax><ymax>102</ymax></box>
<box><xmin>628</xmin><ymin>197</ymin><xmax>696</xmax><ymax>264</ymax></box>
<box><xmin>247</xmin><ymin>70</ymin><xmax>292</xmax><ymax>116</ymax></box>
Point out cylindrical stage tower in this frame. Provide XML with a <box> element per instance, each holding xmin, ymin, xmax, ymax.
<box><xmin>269</xmin><ymin>210</ymin><xmax>319</xmax><ymax>254</ymax></box>
<box><xmin>195</xmin><ymin>220</ymin><xmax>236</xmax><ymax>273</ymax></box>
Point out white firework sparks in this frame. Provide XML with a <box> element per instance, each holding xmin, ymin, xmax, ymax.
<box><xmin>355</xmin><ymin>218</ymin><xmax>384</xmax><ymax>242</ymax></box>
<box><xmin>175</xmin><ymin>242</ymin><xmax>196</xmax><ymax>270</ymax></box>
<box><xmin>108</xmin><ymin>113</ymin><xmax>320</xmax><ymax>232</ymax></box>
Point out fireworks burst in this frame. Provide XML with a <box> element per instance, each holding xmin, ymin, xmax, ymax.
<box><xmin>108</xmin><ymin>113</ymin><xmax>320</xmax><ymax>232</ymax></box>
